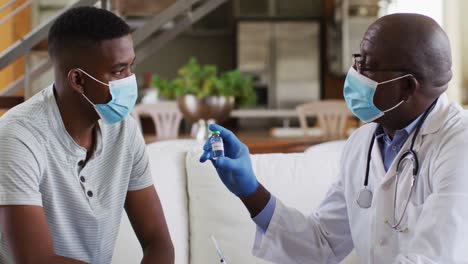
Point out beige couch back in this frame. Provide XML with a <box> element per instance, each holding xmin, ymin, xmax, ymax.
<box><xmin>113</xmin><ymin>140</ymin><xmax>357</xmax><ymax>264</ymax></box>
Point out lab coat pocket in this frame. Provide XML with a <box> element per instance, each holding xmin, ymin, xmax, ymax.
<box><xmin>398</xmin><ymin>202</ymin><xmax>424</xmax><ymax>254</ymax></box>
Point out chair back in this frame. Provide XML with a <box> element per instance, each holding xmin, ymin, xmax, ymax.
<box><xmin>296</xmin><ymin>100</ymin><xmax>353</xmax><ymax>140</ymax></box>
<box><xmin>132</xmin><ymin>102</ymin><xmax>183</xmax><ymax>141</ymax></box>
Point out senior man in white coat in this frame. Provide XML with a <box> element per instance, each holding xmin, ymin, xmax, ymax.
<box><xmin>200</xmin><ymin>13</ymin><xmax>468</xmax><ymax>263</ymax></box>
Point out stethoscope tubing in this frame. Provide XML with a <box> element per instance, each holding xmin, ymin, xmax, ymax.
<box><xmin>362</xmin><ymin>99</ymin><xmax>438</xmax><ymax>191</ymax></box>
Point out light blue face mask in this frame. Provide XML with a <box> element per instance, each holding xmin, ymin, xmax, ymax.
<box><xmin>343</xmin><ymin>67</ymin><xmax>412</xmax><ymax>123</ymax></box>
<box><xmin>77</xmin><ymin>69</ymin><xmax>138</xmax><ymax>124</ymax></box>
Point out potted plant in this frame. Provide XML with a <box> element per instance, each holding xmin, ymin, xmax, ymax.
<box><xmin>152</xmin><ymin>57</ymin><xmax>256</xmax><ymax>139</ymax></box>
<box><xmin>151</xmin><ymin>75</ymin><xmax>178</xmax><ymax>101</ymax></box>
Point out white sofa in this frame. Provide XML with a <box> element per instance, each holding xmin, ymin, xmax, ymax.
<box><xmin>112</xmin><ymin>139</ymin><xmax>358</xmax><ymax>264</ymax></box>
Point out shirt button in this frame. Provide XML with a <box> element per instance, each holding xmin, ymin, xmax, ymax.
<box><xmin>87</xmin><ymin>190</ymin><xmax>93</xmax><ymax>197</ymax></box>
<box><xmin>78</xmin><ymin>160</ymin><xmax>84</xmax><ymax>166</ymax></box>
<box><xmin>80</xmin><ymin>176</ymin><xmax>86</xmax><ymax>183</ymax></box>
<box><xmin>392</xmin><ymin>145</ymin><xmax>397</xmax><ymax>151</ymax></box>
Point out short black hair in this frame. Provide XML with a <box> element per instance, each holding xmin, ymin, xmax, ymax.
<box><xmin>48</xmin><ymin>6</ymin><xmax>130</xmax><ymax>58</ymax></box>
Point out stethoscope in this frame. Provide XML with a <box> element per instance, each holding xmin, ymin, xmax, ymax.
<box><xmin>356</xmin><ymin>100</ymin><xmax>437</xmax><ymax>232</ymax></box>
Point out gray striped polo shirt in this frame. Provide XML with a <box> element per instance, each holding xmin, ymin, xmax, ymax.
<box><xmin>0</xmin><ymin>85</ymin><xmax>153</xmax><ymax>263</ymax></box>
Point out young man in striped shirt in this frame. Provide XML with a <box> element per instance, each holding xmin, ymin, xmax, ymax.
<box><xmin>0</xmin><ymin>7</ymin><xmax>174</xmax><ymax>264</ymax></box>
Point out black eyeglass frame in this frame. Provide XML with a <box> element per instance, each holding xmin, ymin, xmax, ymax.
<box><xmin>352</xmin><ymin>54</ymin><xmax>416</xmax><ymax>77</ymax></box>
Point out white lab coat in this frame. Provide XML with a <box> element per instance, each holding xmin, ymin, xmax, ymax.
<box><xmin>253</xmin><ymin>94</ymin><xmax>468</xmax><ymax>264</ymax></box>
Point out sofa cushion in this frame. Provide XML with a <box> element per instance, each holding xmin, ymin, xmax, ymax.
<box><xmin>113</xmin><ymin>140</ymin><xmax>199</xmax><ymax>264</ymax></box>
<box><xmin>186</xmin><ymin>140</ymin><xmax>358</xmax><ymax>264</ymax></box>
<box><xmin>252</xmin><ymin>142</ymin><xmax>344</xmax><ymax>213</ymax></box>
<box><xmin>186</xmin><ymin>150</ymin><xmax>271</xmax><ymax>264</ymax></box>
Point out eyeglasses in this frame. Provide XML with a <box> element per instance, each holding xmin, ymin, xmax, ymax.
<box><xmin>352</xmin><ymin>54</ymin><xmax>364</xmax><ymax>73</ymax></box>
<box><xmin>352</xmin><ymin>53</ymin><xmax>415</xmax><ymax>77</ymax></box>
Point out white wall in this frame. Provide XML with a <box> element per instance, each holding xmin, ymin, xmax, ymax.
<box><xmin>442</xmin><ymin>0</ymin><xmax>468</xmax><ymax>105</ymax></box>
<box><xmin>460</xmin><ymin>0</ymin><xmax>468</xmax><ymax>104</ymax></box>
<box><xmin>443</xmin><ymin>0</ymin><xmax>462</xmax><ymax>104</ymax></box>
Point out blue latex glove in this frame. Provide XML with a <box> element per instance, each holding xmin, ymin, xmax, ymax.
<box><xmin>200</xmin><ymin>124</ymin><xmax>259</xmax><ymax>197</ymax></box>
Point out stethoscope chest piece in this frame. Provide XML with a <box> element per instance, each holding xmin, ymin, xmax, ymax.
<box><xmin>357</xmin><ymin>188</ymin><xmax>373</xmax><ymax>208</ymax></box>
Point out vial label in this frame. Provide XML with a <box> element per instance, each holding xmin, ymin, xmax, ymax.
<box><xmin>212</xmin><ymin>142</ymin><xmax>224</xmax><ymax>151</ymax></box>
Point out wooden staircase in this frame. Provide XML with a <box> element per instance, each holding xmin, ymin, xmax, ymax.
<box><xmin>0</xmin><ymin>0</ymin><xmax>227</xmax><ymax>109</ymax></box>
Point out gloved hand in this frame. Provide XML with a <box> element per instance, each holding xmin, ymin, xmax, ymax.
<box><xmin>200</xmin><ymin>124</ymin><xmax>259</xmax><ymax>197</ymax></box>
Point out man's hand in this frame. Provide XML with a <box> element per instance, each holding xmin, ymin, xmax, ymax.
<box><xmin>200</xmin><ymin>124</ymin><xmax>259</xmax><ymax>197</ymax></box>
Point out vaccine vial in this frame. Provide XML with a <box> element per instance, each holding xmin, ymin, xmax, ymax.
<box><xmin>210</xmin><ymin>130</ymin><xmax>224</xmax><ymax>160</ymax></box>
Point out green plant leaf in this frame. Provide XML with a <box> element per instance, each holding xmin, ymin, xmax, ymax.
<box><xmin>152</xmin><ymin>57</ymin><xmax>257</xmax><ymax>107</ymax></box>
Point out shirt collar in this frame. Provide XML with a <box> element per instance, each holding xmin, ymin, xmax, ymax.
<box><xmin>374</xmin><ymin>112</ymin><xmax>423</xmax><ymax>140</ymax></box>
<box><xmin>372</xmin><ymin>94</ymin><xmax>452</xmax><ymax>140</ymax></box>
<box><xmin>48</xmin><ymin>84</ymin><xmax>103</xmax><ymax>158</ymax></box>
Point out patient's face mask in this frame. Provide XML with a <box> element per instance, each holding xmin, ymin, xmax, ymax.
<box><xmin>343</xmin><ymin>67</ymin><xmax>412</xmax><ymax>123</ymax></box>
<box><xmin>77</xmin><ymin>68</ymin><xmax>138</xmax><ymax>124</ymax></box>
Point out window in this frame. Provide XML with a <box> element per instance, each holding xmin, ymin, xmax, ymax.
<box><xmin>383</xmin><ymin>0</ymin><xmax>443</xmax><ymax>26</ymax></box>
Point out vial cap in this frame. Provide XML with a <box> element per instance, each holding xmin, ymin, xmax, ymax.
<box><xmin>211</xmin><ymin>130</ymin><xmax>221</xmax><ymax>135</ymax></box>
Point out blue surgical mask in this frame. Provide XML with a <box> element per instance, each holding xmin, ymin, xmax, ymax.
<box><xmin>77</xmin><ymin>69</ymin><xmax>138</xmax><ymax>124</ymax></box>
<box><xmin>343</xmin><ymin>67</ymin><xmax>412</xmax><ymax>123</ymax></box>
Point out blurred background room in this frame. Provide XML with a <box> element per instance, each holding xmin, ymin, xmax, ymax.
<box><xmin>1</xmin><ymin>1</ymin><xmax>468</xmax><ymax>264</ymax></box>
<box><xmin>0</xmin><ymin>0</ymin><xmax>467</xmax><ymax>154</ymax></box>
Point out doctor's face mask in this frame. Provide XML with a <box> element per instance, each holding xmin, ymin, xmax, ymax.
<box><xmin>77</xmin><ymin>68</ymin><xmax>138</xmax><ymax>124</ymax></box>
<box><xmin>343</xmin><ymin>67</ymin><xmax>413</xmax><ymax>123</ymax></box>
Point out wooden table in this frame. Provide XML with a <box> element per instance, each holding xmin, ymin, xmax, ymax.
<box><xmin>144</xmin><ymin>131</ymin><xmax>323</xmax><ymax>154</ymax></box>
<box><xmin>236</xmin><ymin>131</ymin><xmax>323</xmax><ymax>154</ymax></box>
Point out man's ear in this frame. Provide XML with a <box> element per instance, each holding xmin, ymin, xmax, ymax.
<box><xmin>67</xmin><ymin>69</ymin><xmax>85</xmax><ymax>94</ymax></box>
<box><xmin>403</xmin><ymin>75</ymin><xmax>419</xmax><ymax>101</ymax></box>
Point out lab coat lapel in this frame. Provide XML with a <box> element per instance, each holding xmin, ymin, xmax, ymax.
<box><xmin>381</xmin><ymin>94</ymin><xmax>450</xmax><ymax>184</ymax></box>
<box><xmin>369</xmin><ymin>95</ymin><xmax>452</xmax><ymax>262</ymax></box>
<box><xmin>370</xmin><ymin>136</ymin><xmax>386</xmax><ymax>182</ymax></box>
<box><xmin>378</xmin><ymin>94</ymin><xmax>452</xmax><ymax>229</ymax></box>
<box><xmin>419</xmin><ymin>93</ymin><xmax>452</xmax><ymax>136</ymax></box>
